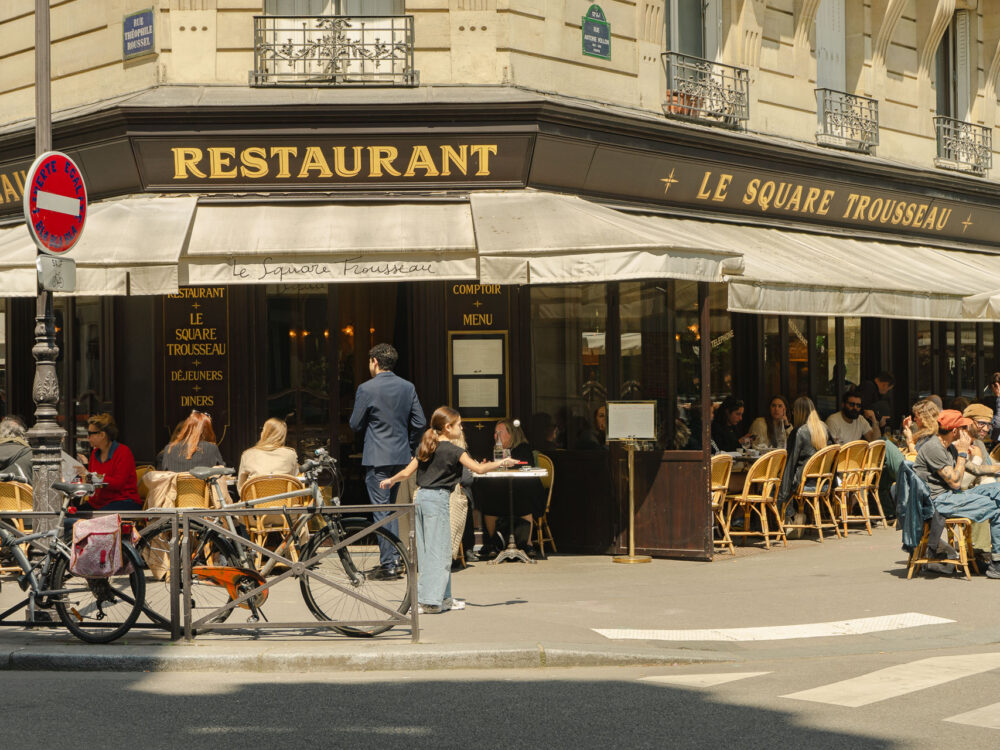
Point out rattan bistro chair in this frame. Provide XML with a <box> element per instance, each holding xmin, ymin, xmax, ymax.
<box><xmin>861</xmin><ymin>441</ymin><xmax>888</xmax><ymax>527</ymax></box>
<box><xmin>780</xmin><ymin>444</ymin><xmax>840</xmax><ymax>541</ymax></box>
<box><xmin>710</xmin><ymin>454</ymin><xmax>735</xmax><ymax>555</ymax></box>
<box><xmin>834</xmin><ymin>440</ymin><xmax>872</xmax><ymax>535</ymax></box>
<box><xmin>533</xmin><ymin>452</ymin><xmax>557</xmax><ymax>556</ymax></box>
<box><xmin>907</xmin><ymin>517</ymin><xmax>979</xmax><ymax>580</ymax></box>
<box><xmin>174</xmin><ymin>473</ymin><xmax>212</xmax><ymax>508</ymax></box>
<box><xmin>725</xmin><ymin>449</ymin><xmax>787</xmax><ymax>550</ymax></box>
<box><xmin>0</xmin><ymin>481</ymin><xmax>33</xmax><ymax>574</ymax></box>
<box><xmin>240</xmin><ymin>474</ymin><xmax>306</xmax><ymax>567</ymax></box>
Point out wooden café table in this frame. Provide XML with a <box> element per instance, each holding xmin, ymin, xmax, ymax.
<box><xmin>479</xmin><ymin>466</ymin><xmax>549</xmax><ymax>565</ymax></box>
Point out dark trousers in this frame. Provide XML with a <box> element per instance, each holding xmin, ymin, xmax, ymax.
<box><xmin>364</xmin><ymin>465</ymin><xmax>405</xmax><ymax>567</ymax></box>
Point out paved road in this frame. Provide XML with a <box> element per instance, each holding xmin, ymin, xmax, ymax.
<box><xmin>6</xmin><ymin>646</ymin><xmax>1000</xmax><ymax>748</ymax></box>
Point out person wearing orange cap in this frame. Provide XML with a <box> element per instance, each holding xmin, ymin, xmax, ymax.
<box><xmin>960</xmin><ymin>403</ymin><xmax>1000</xmax><ymax>489</ymax></box>
<box><xmin>914</xmin><ymin>409</ymin><xmax>1000</xmax><ymax>578</ymax></box>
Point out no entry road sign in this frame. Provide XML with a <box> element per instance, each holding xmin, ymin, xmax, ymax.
<box><xmin>24</xmin><ymin>151</ymin><xmax>88</xmax><ymax>255</ymax></box>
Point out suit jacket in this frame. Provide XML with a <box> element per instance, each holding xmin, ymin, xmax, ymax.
<box><xmin>349</xmin><ymin>371</ymin><xmax>426</xmax><ymax>467</ymax></box>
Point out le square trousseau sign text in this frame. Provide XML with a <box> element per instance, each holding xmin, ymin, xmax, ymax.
<box><xmin>123</xmin><ymin>9</ymin><xmax>154</xmax><ymax>60</ymax></box>
<box><xmin>582</xmin><ymin>5</ymin><xmax>610</xmax><ymax>60</ymax></box>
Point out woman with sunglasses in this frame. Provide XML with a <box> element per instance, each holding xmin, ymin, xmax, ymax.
<box><xmin>157</xmin><ymin>410</ymin><xmax>225</xmax><ymax>472</ymax></box>
<box><xmin>76</xmin><ymin>413</ymin><xmax>142</xmax><ymax>512</ymax></box>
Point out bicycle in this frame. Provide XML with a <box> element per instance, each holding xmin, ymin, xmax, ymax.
<box><xmin>0</xmin><ymin>475</ymin><xmax>146</xmax><ymax>644</ymax></box>
<box><xmin>134</xmin><ymin>448</ymin><xmax>412</xmax><ymax>637</ymax></box>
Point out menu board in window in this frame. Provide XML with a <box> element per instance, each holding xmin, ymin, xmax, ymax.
<box><xmin>448</xmin><ymin>331</ymin><xmax>507</xmax><ymax>419</ymax></box>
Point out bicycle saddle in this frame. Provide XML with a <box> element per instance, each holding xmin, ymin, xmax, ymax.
<box><xmin>189</xmin><ymin>466</ymin><xmax>235</xmax><ymax>480</ymax></box>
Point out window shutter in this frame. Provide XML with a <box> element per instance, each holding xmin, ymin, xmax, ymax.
<box><xmin>953</xmin><ymin>10</ymin><xmax>972</xmax><ymax>119</ymax></box>
<box><xmin>815</xmin><ymin>0</ymin><xmax>846</xmax><ymax>91</ymax></box>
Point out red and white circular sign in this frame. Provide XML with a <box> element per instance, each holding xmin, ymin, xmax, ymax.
<box><xmin>23</xmin><ymin>151</ymin><xmax>88</xmax><ymax>255</ymax></box>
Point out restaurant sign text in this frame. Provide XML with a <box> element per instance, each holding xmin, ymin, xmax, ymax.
<box><xmin>134</xmin><ymin>135</ymin><xmax>534</xmax><ymax>191</ymax></box>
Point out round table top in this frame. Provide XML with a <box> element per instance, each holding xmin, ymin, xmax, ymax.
<box><xmin>480</xmin><ymin>467</ymin><xmax>549</xmax><ymax>479</ymax></box>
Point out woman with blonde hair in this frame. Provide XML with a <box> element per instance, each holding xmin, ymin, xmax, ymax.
<box><xmin>903</xmin><ymin>398</ymin><xmax>940</xmax><ymax>455</ymax></box>
<box><xmin>237</xmin><ymin>418</ymin><xmax>299</xmax><ymax>491</ymax></box>
<box><xmin>777</xmin><ymin>396</ymin><xmax>829</xmax><ymax>512</ymax></box>
<box><xmin>157</xmin><ymin>410</ymin><xmax>224</xmax><ymax>472</ymax></box>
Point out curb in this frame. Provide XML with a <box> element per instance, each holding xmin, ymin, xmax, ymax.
<box><xmin>0</xmin><ymin>643</ymin><xmax>733</xmax><ymax>673</ymax></box>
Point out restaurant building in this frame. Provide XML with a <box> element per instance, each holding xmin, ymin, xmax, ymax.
<box><xmin>4</xmin><ymin>1</ymin><xmax>1000</xmax><ymax>559</ymax></box>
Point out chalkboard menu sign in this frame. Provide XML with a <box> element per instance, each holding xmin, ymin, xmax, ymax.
<box><xmin>163</xmin><ymin>287</ymin><xmax>230</xmax><ymax>441</ymax></box>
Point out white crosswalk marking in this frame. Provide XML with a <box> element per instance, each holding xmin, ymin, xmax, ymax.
<box><xmin>641</xmin><ymin>672</ymin><xmax>771</xmax><ymax>688</ymax></box>
<box><xmin>783</xmin><ymin>652</ymin><xmax>1000</xmax><ymax>707</ymax></box>
<box><xmin>594</xmin><ymin>612</ymin><xmax>954</xmax><ymax>642</ymax></box>
<box><xmin>944</xmin><ymin>702</ymin><xmax>1000</xmax><ymax>729</ymax></box>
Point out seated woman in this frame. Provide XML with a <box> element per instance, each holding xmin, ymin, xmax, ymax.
<box><xmin>903</xmin><ymin>398</ymin><xmax>940</xmax><ymax>456</ymax></box>
<box><xmin>75</xmin><ymin>413</ymin><xmax>142</xmax><ymax>513</ymax></box>
<box><xmin>157</xmin><ymin>410</ymin><xmax>225</xmax><ymax>472</ymax></box>
<box><xmin>777</xmin><ymin>396</ymin><xmax>829</xmax><ymax>519</ymax></box>
<box><xmin>711</xmin><ymin>396</ymin><xmax>746</xmax><ymax>452</ymax></box>
<box><xmin>747</xmin><ymin>395</ymin><xmax>791</xmax><ymax>450</ymax></box>
<box><xmin>237</xmin><ymin>418</ymin><xmax>299</xmax><ymax>492</ymax></box>
<box><xmin>475</xmin><ymin>419</ymin><xmax>546</xmax><ymax>559</ymax></box>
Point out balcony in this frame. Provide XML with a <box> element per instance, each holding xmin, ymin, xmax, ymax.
<box><xmin>815</xmin><ymin>89</ymin><xmax>878</xmax><ymax>154</ymax></box>
<box><xmin>933</xmin><ymin>116</ymin><xmax>992</xmax><ymax>176</ymax></box>
<box><xmin>661</xmin><ymin>52</ymin><xmax>749</xmax><ymax>129</ymax></box>
<box><xmin>250</xmin><ymin>15</ymin><xmax>418</xmax><ymax>88</ymax></box>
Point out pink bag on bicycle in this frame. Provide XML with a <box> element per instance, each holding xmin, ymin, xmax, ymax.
<box><xmin>69</xmin><ymin>514</ymin><xmax>131</xmax><ymax>578</ymax></box>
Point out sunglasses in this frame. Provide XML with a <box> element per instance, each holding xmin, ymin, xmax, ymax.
<box><xmin>975</xmin><ymin>420</ymin><xmax>992</xmax><ymax>428</ymax></box>
<box><xmin>192</xmin><ymin>409</ymin><xmax>212</xmax><ymax>419</ymax></box>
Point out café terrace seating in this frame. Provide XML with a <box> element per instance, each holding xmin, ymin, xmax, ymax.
<box><xmin>780</xmin><ymin>444</ymin><xmax>841</xmax><ymax>542</ymax></box>
<box><xmin>834</xmin><ymin>440</ymin><xmax>873</xmax><ymax>536</ymax></box>
<box><xmin>710</xmin><ymin>454</ymin><xmax>735</xmax><ymax>556</ymax></box>
<box><xmin>724</xmin><ymin>449</ymin><xmax>787</xmax><ymax>550</ymax></box>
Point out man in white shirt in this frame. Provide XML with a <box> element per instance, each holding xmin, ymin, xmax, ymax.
<box><xmin>825</xmin><ymin>389</ymin><xmax>881</xmax><ymax>444</ymax></box>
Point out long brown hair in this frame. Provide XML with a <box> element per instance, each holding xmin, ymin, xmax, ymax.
<box><xmin>416</xmin><ymin>406</ymin><xmax>460</xmax><ymax>462</ymax></box>
<box><xmin>911</xmin><ymin>399</ymin><xmax>940</xmax><ymax>446</ymax></box>
<box><xmin>168</xmin><ymin>410</ymin><xmax>217</xmax><ymax>459</ymax></box>
<box><xmin>765</xmin><ymin>395</ymin><xmax>790</xmax><ymax>447</ymax></box>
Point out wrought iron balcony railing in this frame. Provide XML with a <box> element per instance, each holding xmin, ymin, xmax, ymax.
<box><xmin>251</xmin><ymin>15</ymin><xmax>418</xmax><ymax>87</ymax></box>
<box><xmin>815</xmin><ymin>88</ymin><xmax>878</xmax><ymax>153</ymax></box>
<box><xmin>933</xmin><ymin>116</ymin><xmax>992</xmax><ymax>176</ymax></box>
<box><xmin>661</xmin><ymin>52</ymin><xmax>749</xmax><ymax>128</ymax></box>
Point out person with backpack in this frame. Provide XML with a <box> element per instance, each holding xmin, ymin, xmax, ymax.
<box><xmin>380</xmin><ymin>406</ymin><xmax>517</xmax><ymax>614</ymax></box>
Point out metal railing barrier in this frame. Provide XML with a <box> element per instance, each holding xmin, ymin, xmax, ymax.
<box><xmin>661</xmin><ymin>51</ymin><xmax>750</xmax><ymax>128</ymax></box>
<box><xmin>815</xmin><ymin>88</ymin><xmax>879</xmax><ymax>154</ymax></box>
<box><xmin>933</xmin><ymin>116</ymin><xmax>992</xmax><ymax>176</ymax></box>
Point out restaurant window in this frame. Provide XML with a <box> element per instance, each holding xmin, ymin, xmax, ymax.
<box><xmin>529</xmin><ymin>284</ymin><xmax>608</xmax><ymax>451</ymax></box>
<box><xmin>945</xmin><ymin>325</ymin><xmax>957</xmax><ymax>399</ymax></box>
<box><xmin>814</xmin><ymin>317</ymin><xmax>837</xmax><ymax>418</ymax></box>
<box><xmin>787</xmin><ymin>317</ymin><xmax>809</xmax><ymax>400</ymax></box>
<box><xmin>265</xmin><ymin>285</ymin><xmax>333</xmax><ymax>457</ymax></box>
<box><xmin>619</xmin><ymin>282</ymin><xmax>671</xmax><ymax>447</ymax></box>
<box><xmin>674</xmin><ymin>282</ymin><xmax>731</xmax><ymax>449</ymax></box>
<box><xmin>843</xmin><ymin>317</ymin><xmax>861</xmax><ymax>389</ymax></box>
<box><xmin>761</xmin><ymin>317</ymin><xmax>780</xmax><ymax>403</ymax></box>
<box><xmin>916</xmin><ymin>320</ymin><xmax>932</xmax><ymax>396</ymax></box>
<box><xmin>0</xmin><ymin>300</ymin><xmax>6</xmax><ymax>418</ymax></box>
<box><xmin>960</xmin><ymin>323</ymin><xmax>977</xmax><ymax>398</ymax></box>
<box><xmin>985</xmin><ymin>325</ymin><xmax>996</xmax><ymax>379</ymax></box>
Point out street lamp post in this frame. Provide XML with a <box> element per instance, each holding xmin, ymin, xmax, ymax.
<box><xmin>27</xmin><ymin>0</ymin><xmax>65</xmax><ymax>533</ymax></box>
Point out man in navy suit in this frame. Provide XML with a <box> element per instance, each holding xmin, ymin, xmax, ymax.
<box><xmin>349</xmin><ymin>343</ymin><xmax>426</xmax><ymax>577</ymax></box>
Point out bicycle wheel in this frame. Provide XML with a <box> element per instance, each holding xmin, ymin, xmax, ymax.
<box><xmin>134</xmin><ymin>517</ymin><xmax>239</xmax><ymax>627</ymax></box>
<box><xmin>51</xmin><ymin>543</ymin><xmax>146</xmax><ymax>644</ymax></box>
<box><xmin>299</xmin><ymin>522</ymin><xmax>411</xmax><ymax>637</ymax></box>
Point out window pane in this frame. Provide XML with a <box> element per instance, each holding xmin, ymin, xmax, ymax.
<box><xmin>72</xmin><ymin>298</ymin><xmax>107</xmax><ymax>454</ymax></box>
<box><xmin>529</xmin><ymin>284</ymin><xmax>608</xmax><ymax>450</ymax></box>
<box><xmin>0</xmin><ymin>300</ymin><xmax>5</xmax><ymax>418</ymax></box>
<box><xmin>843</xmin><ymin>317</ymin><xmax>861</xmax><ymax>388</ymax></box>
<box><xmin>916</xmin><ymin>321</ymin><xmax>932</xmax><ymax>396</ymax></box>
<box><xmin>960</xmin><ymin>323</ymin><xmax>976</xmax><ymax>398</ymax></box>
<box><xmin>619</xmin><ymin>282</ymin><xmax>669</xmax><ymax>447</ymax></box>
<box><xmin>787</xmin><ymin>317</ymin><xmax>809</xmax><ymax>400</ymax></box>
<box><xmin>945</xmin><ymin>325</ymin><xmax>956</xmax><ymax>400</ymax></box>
<box><xmin>814</xmin><ymin>317</ymin><xmax>837</xmax><ymax>418</ymax></box>
<box><xmin>762</xmin><ymin>316</ymin><xmax>780</xmax><ymax>401</ymax></box>
<box><xmin>985</xmin><ymin>325</ymin><xmax>995</xmax><ymax>382</ymax></box>
<box><xmin>677</xmin><ymin>0</ymin><xmax>704</xmax><ymax>57</ymax></box>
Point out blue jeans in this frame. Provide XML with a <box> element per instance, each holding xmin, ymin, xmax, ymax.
<box><xmin>364</xmin><ymin>465</ymin><xmax>404</xmax><ymax>567</ymax></box>
<box><xmin>933</xmin><ymin>483</ymin><xmax>1000</xmax><ymax>554</ymax></box>
<box><xmin>414</xmin><ymin>487</ymin><xmax>452</xmax><ymax>608</ymax></box>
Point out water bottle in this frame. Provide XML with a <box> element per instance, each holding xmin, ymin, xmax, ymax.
<box><xmin>493</xmin><ymin>434</ymin><xmax>505</xmax><ymax>466</ymax></box>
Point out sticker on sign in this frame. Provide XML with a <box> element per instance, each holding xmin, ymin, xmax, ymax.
<box><xmin>23</xmin><ymin>151</ymin><xmax>88</xmax><ymax>256</ymax></box>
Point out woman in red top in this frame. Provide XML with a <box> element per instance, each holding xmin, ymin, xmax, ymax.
<box><xmin>76</xmin><ymin>413</ymin><xmax>141</xmax><ymax>511</ymax></box>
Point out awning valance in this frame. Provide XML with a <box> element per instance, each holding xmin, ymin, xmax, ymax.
<box><xmin>644</xmin><ymin>219</ymin><xmax>1000</xmax><ymax>322</ymax></box>
<box><xmin>180</xmin><ymin>201</ymin><xmax>478</xmax><ymax>285</ymax></box>
<box><xmin>0</xmin><ymin>196</ymin><xmax>197</xmax><ymax>296</ymax></box>
<box><xmin>471</xmin><ymin>192</ymin><xmax>744</xmax><ymax>285</ymax></box>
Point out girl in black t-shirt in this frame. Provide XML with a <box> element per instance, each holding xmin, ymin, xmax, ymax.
<box><xmin>381</xmin><ymin>406</ymin><xmax>515</xmax><ymax>614</ymax></box>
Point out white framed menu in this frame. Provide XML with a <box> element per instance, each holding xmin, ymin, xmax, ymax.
<box><xmin>606</xmin><ymin>401</ymin><xmax>656</xmax><ymax>441</ymax></box>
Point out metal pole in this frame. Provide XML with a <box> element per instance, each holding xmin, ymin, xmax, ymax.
<box><xmin>28</xmin><ymin>0</ymin><xmax>65</xmax><ymax>535</ymax></box>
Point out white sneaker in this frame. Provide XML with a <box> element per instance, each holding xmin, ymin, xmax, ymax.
<box><xmin>443</xmin><ymin>597</ymin><xmax>466</xmax><ymax>611</ymax></box>
<box><xmin>417</xmin><ymin>603</ymin><xmax>443</xmax><ymax>615</ymax></box>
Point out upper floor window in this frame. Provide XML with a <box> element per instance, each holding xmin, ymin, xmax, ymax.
<box><xmin>935</xmin><ymin>11</ymin><xmax>973</xmax><ymax>120</ymax></box>
<box><xmin>815</xmin><ymin>0</ymin><xmax>845</xmax><ymax>92</ymax></box>
<box><xmin>665</xmin><ymin>0</ymin><xmax>719</xmax><ymax>60</ymax></box>
<box><xmin>264</xmin><ymin>0</ymin><xmax>403</xmax><ymax>15</ymax></box>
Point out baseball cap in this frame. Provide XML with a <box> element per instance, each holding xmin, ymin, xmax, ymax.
<box><xmin>938</xmin><ymin>409</ymin><xmax>972</xmax><ymax>430</ymax></box>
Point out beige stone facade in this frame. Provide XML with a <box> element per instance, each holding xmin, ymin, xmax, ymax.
<box><xmin>2</xmin><ymin>1</ymin><xmax>999</xmax><ymax>177</ymax></box>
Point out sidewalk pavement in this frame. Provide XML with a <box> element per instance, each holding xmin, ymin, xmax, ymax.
<box><xmin>2</xmin><ymin>527</ymin><xmax>998</xmax><ymax>672</ymax></box>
